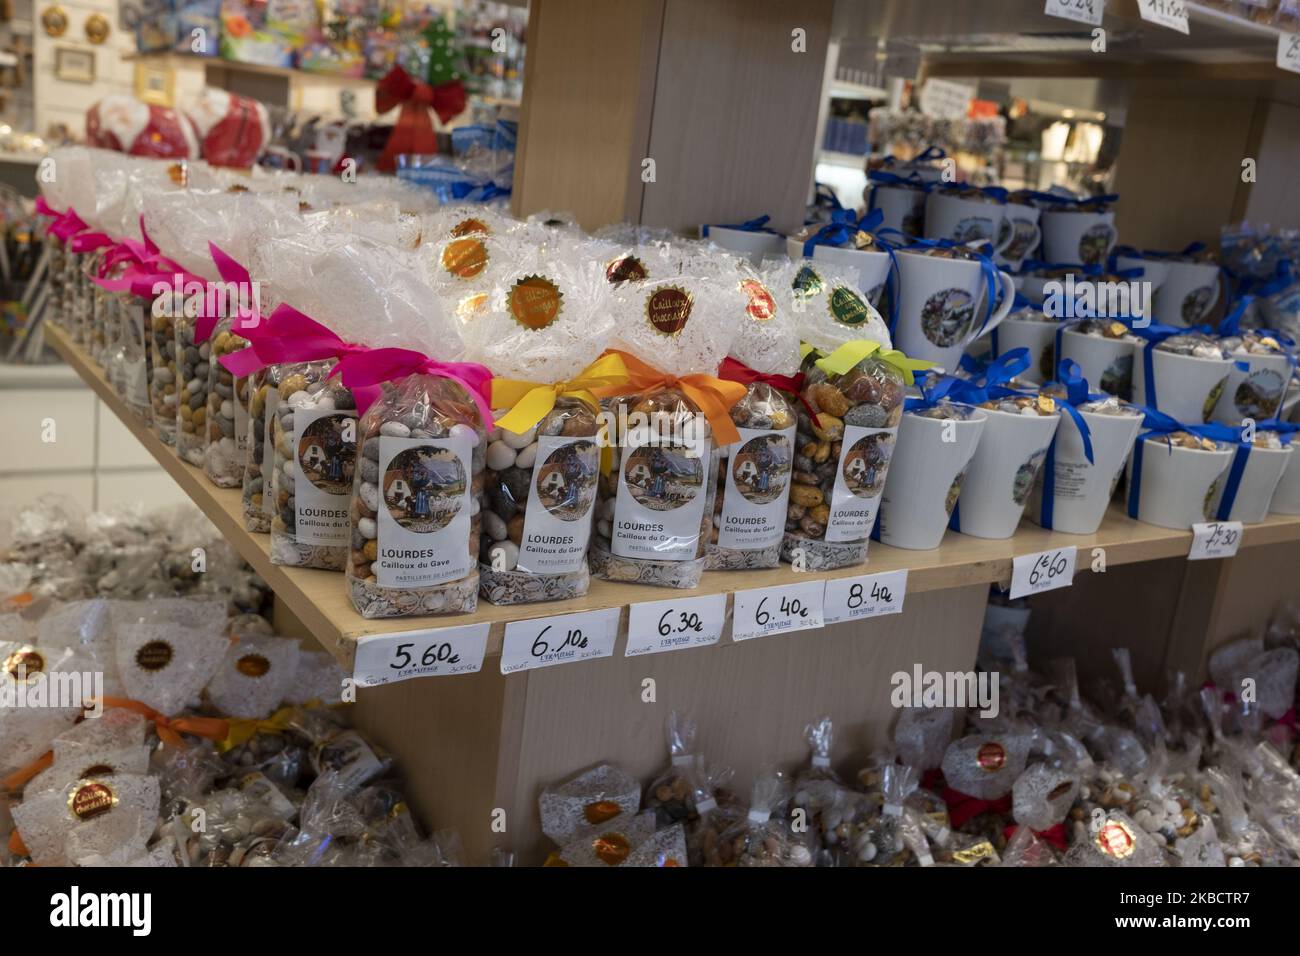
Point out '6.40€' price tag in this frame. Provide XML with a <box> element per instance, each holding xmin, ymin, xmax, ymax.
<box><xmin>625</xmin><ymin>593</ymin><xmax>726</xmax><ymax>657</ymax></box>
<box><xmin>352</xmin><ymin>622</ymin><xmax>489</xmax><ymax>687</ymax></box>
<box><xmin>1044</xmin><ymin>0</ymin><xmax>1104</xmax><ymax>26</ymax></box>
<box><xmin>731</xmin><ymin>579</ymin><xmax>825</xmax><ymax>642</ymax></box>
<box><xmin>1138</xmin><ymin>0</ymin><xmax>1188</xmax><ymax>33</ymax></box>
<box><xmin>1189</xmin><ymin>521</ymin><xmax>1242</xmax><ymax>560</ymax></box>
<box><xmin>822</xmin><ymin>569</ymin><xmax>908</xmax><ymax>625</ymax></box>
<box><xmin>500</xmin><ymin>607</ymin><xmax>620</xmax><ymax>675</ymax></box>
<box><xmin>1009</xmin><ymin>546</ymin><xmax>1078</xmax><ymax>599</ymax></box>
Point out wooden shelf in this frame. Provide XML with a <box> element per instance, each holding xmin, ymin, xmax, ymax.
<box><xmin>46</xmin><ymin>322</ymin><xmax>1300</xmax><ymax>673</ymax></box>
<box><xmin>124</xmin><ymin>51</ymin><xmax>377</xmax><ymax>85</ymax></box>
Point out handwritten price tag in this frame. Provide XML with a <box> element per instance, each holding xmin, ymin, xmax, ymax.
<box><xmin>1279</xmin><ymin>33</ymin><xmax>1300</xmax><ymax>74</ymax></box>
<box><xmin>731</xmin><ymin>580</ymin><xmax>825</xmax><ymax>642</ymax></box>
<box><xmin>1044</xmin><ymin>0</ymin><xmax>1104</xmax><ymax>26</ymax></box>
<box><xmin>625</xmin><ymin>593</ymin><xmax>726</xmax><ymax>657</ymax></box>
<box><xmin>1138</xmin><ymin>0</ymin><xmax>1188</xmax><ymax>33</ymax></box>
<box><xmin>1009</xmin><ymin>546</ymin><xmax>1078</xmax><ymax>599</ymax></box>
<box><xmin>823</xmin><ymin>570</ymin><xmax>908</xmax><ymax>625</ymax></box>
<box><xmin>1189</xmin><ymin>521</ymin><xmax>1242</xmax><ymax>560</ymax></box>
<box><xmin>500</xmin><ymin>607</ymin><xmax>620</xmax><ymax>674</ymax></box>
<box><xmin>352</xmin><ymin>623</ymin><xmax>489</xmax><ymax>687</ymax></box>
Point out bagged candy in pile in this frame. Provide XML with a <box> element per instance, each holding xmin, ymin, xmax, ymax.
<box><xmin>685</xmin><ymin>761</ymin><xmax>746</xmax><ymax>866</ymax></box>
<box><xmin>644</xmin><ymin>711</ymin><xmax>701</xmax><ymax>826</ymax></box>
<box><xmin>716</xmin><ymin>769</ymin><xmax>810</xmax><ymax>866</ymax></box>
<box><xmin>539</xmin><ymin>763</ymin><xmax>641</xmax><ymax>846</ymax></box>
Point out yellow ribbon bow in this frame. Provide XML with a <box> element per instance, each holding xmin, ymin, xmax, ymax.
<box><xmin>590</xmin><ymin>350</ymin><xmax>749</xmax><ymax>447</ymax></box>
<box><xmin>216</xmin><ymin>705</ymin><xmax>297</xmax><ymax>753</ymax></box>
<box><xmin>810</xmin><ymin>339</ymin><xmax>934</xmax><ymax>385</ymax></box>
<box><xmin>491</xmin><ymin>352</ymin><xmax>630</xmax><ymax>436</ymax></box>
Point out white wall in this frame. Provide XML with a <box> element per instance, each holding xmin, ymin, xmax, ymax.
<box><xmin>34</xmin><ymin>0</ymin><xmax>135</xmax><ymax>139</ymax></box>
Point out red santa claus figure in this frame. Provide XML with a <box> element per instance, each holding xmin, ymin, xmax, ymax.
<box><xmin>86</xmin><ymin>94</ymin><xmax>198</xmax><ymax>159</ymax></box>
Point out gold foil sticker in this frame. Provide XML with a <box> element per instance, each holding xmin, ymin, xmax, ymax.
<box><xmin>236</xmin><ymin>654</ymin><xmax>271</xmax><ymax>678</ymax></box>
<box><xmin>605</xmin><ymin>255</ymin><xmax>648</xmax><ymax>285</ymax></box>
<box><xmin>1036</xmin><ymin>395</ymin><xmax>1056</xmax><ymax>414</ymax></box>
<box><xmin>69</xmin><ymin>782</ymin><xmax>118</xmax><ymax>821</ymax></box>
<box><xmin>1096</xmin><ymin>819</ymin><xmax>1137</xmax><ymax>859</ymax></box>
<box><xmin>441</xmin><ymin>238</ymin><xmax>489</xmax><ymax>279</ymax></box>
<box><xmin>508</xmin><ymin>275</ymin><xmax>563</xmax><ymax>331</ymax></box>
<box><xmin>583</xmin><ymin>800</ymin><xmax>623</xmax><ymax>825</ymax></box>
<box><xmin>739</xmin><ymin>279</ymin><xmax>776</xmax><ymax>321</ymax></box>
<box><xmin>450</xmin><ymin>217</ymin><xmax>490</xmax><ymax>238</ymax></box>
<box><xmin>976</xmin><ymin>741</ymin><xmax>1006</xmax><ymax>772</ymax></box>
<box><xmin>135</xmin><ymin>640</ymin><xmax>174</xmax><ymax>672</ymax></box>
<box><xmin>593</xmin><ymin>832</ymin><xmax>631</xmax><ymax>865</ymax></box>
<box><xmin>4</xmin><ymin>649</ymin><xmax>44</xmax><ymax>682</ymax></box>
<box><xmin>646</xmin><ymin>285</ymin><xmax>692</xmax><ymax>336</ymax></box>
<box><xmin>951</xmin><ymin>840</ymin><xmax>995</xmax><ymax>864</ymax></box>
<box><xmin>456</xmin><ymin>292</ymin><xmax>489</xmax><ymax>319</ymax></box>
<box><xmin>828</xmin><ymin>284</ymin><xmax>869</xmax><ymax>326</ymax></box>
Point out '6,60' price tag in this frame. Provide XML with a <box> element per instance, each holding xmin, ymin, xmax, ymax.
<box><xmin>625</xmin><ymin>593</ymin><xmax>726</xmax><ymax>657</ymax></box>
<box><xmin>731</xmin><ymin>580</ymin><xmax>825</xmax><ymax>642</ymax></box>
<box><xmin>823</xmin><ymin>569</ymin><xmax>908</xmax><ymax>625</ymax></box>
<box><xmin>352</xmin><ymin>622</ymin><xmax>489</xmax><ymax>687</ymax></box>
<box><xmin>1189</xmin><ymin>521</ymin><xmax>1242</xmax><ymax>560</ymax></box>
<box><xmin>1009</xmin><ymin>546</ymin><xmax>1078</xmax><ymax>599</ymax></box>
<box><xmin>500</xmin><ymin>607</ymin><xmax>620</xmax><ymax>674</ymax></box>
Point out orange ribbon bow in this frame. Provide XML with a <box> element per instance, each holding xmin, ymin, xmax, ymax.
<box><xmin>590</xmin><ymin>350</ymin><xmax>748</xmax><ymax>447</ymax></box>
<box><xmin>99</xmin><ymin>697</ymin><xmax>229</xmax><ymax>748</ymax></box>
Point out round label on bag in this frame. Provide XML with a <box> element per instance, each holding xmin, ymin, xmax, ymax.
<box><xmin>646</xmin><ymin>286</ymin><xmax>693</xmax><ymax>336</ymax></box>
<box><xmin>69</xmin><ymin>782</ymin><xmax>118</xmax><ymax>821</ymax></box>
<box><xmin>509</xmin><ymin>275</ymin><xmax>563</xmax><ymax>331</ymax></box>
<box><xmin>976</xmin><ymin>741</ymin><xmax>1006</xmax><ymax>771</ymax></box>
<box><xmin>536</xmin><ymin>441</ymin><xmax>599</xmax><ymax>520</ymax></box>
<box><xmin>135</xmin><ymin>640</ymin><xmax>174</xmax><ymax>672</ymax></box>
<box><xmin>593</xmin><ymin>832</ymin><xmax>631</xmax><ymax>866</ymax></box>
<box><xmin>383</xmin><ymin>446</ymin><xmax>466</xmax><ymax>533</ymax></box>
<box><xmin>739</xmin><ymin>279</ymin><xmax>776</xmax><ymax>321</ymax></box>
<box><xmin>236</xmin><ymin>654</ymin><xmax>271</xmax><ymax>678</ymax></box>
<box><xmin>584</xmin><ymin>800</ymin><xmax>624</xmax><ymax>825</ymax></box>
<box><xmin>441</xmin><ymin>237</ymin><xmax>489</xmax><ymax>279</ymax></box>
<box><xmin>457</xmin><ymin>292</ymin><xmax>488</xmax><ymax>319</ymax></box>
<box><xmin>829</xmin><ymin>284</ymin><xmax>870</xmax><ymax>325</ymax></box>
<box><xmin>606</xmin><ymin>255</ymin><xmax>648</xmax><ymax>285</ymax></box>
<box><xmin>623</xmin><ymin>444</ymin><xmax>703</xmax><ymax>511</ymax></box>
<box><xmin>3</xmin><ymin>649</ymin><xmax>44</xmax><ymax>682</ymax></box>
<box><xmin>792</xmin><ymin>264</ymin><xmax>824</xmax><ymax>299</ymax></box>
<box><xmin>1096</xmin><ymin>819</ymin><xmax>1137</xmax><ymax>859</ymax></box>
<box><xmin>450</xmin><ymin>216</ymin><xmax>490</xmax><ymax>238</ymax></box>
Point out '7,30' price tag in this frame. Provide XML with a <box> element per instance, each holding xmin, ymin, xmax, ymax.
<box><xmin>1188</xmin><ymin>521</ymin><xmax>1242</xmax><ymax>560</ymax></box>
<box><xmin>625</xmin><ymin>593</ymin><xmax>726</xmax><ymax>657</ymax></box>
<box><xmin>1009</xmin><ymin>546</ymin><xmax>1078</xmax><ymax>599</ymax></box>
<box><xmin>500</xmin><ymin>607</ymin><xmax>620</xmax><ymax>674</ymax></box>
<box><xmin>822</xmin><ymin>570</ymin><xmax>908</xmax><ymax>625</ymax></box>
<box><xmin>352</xmin><ymin>622</ymin><xmax>489</xmax><ymax>687</ymax></box>
<box><xmin>731</xmin><ymin>580</ymin><xmax>825</xmax><ymax>642</ymax></box>
<box><xmin>1044</xmin><ymin>0</ymin><xmax>1104</xmax><ymax>26</ymax></box>
<box><xmin>1279</xmin><ymin>33</ymin><xmax>1300</xmax><ymax>74</ymax></box>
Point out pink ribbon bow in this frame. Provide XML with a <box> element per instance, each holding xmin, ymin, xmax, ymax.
<box><xmin>37</xmin><ymin>197</ymin><xmax>89</xmax><ymax>243</ymax></box>
<box><xmin>69</xmin><ymin>231</ymin><xmax>114</xmax><ymax>254</ymax></box>
<box><xmin>208</xmin><ymin>243</ymin><xmax>263</xmax><ymax>340</ymax></box>
<box><xmin>335</xmin><ymin>347</ymin><xmax>494</xmax><ymax>423</ymax></box>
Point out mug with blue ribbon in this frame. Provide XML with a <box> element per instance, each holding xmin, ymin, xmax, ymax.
<box><xmin>1124</xmin><ymin>408</ymin><xmax>1244</xmax><ymax>529</ymax></box>
<box><xmin>1210</xmin><ymin>294</ymin><xmax>1296</xmax><ymax>425</ymax></box>
<box><xmin>1128</xmin><ymin>320</ymin><xmax>1234</xmax><ymax>424</ymax></box>
<box><xmin>700</xmin><ymin>213</ymin><xmax>786</xmax><ymax>263</ymax></box>
<box><xmin>1211</xmin><ymin>418</ymin><xmax>1296</xmax><ymax>523</ymax></box>
<box><xmin>866</xmin><ymin>167</ymin><xmax>931</xmax><ymax>239</ymax></box>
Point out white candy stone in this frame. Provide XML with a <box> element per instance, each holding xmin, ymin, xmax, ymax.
<box><xmin>486</xmin><ymin>441</ymin><xmax>516</xmax><ymax>470</ymax></box>
<box><xmin>488</xmin><ymin>541</ymin><xmax>519</xmax><ymax>571</ymax></box>
<box><xmin>187</xmin><ymin>377</ymin><xmax>203</xmax><ymax>394</ymax></box>
<box><xmin>858</xmin><ymin>843</ymin><xmax>877</xmax><ymax>862</ymax></box>
<box><xmin>515</xmin><ymin>442</ymin><xmax>539</xmax><ymax>470</ymax></box>
<box><xmin>597</xmin><ymin>519</ymin><xmax>612</xmax><ymax>538</ymax></box>
<box><xmin>288</xmin><ymin>390</ymin><xmax>312</xmax><ymax>408</ymax></box>
<box><xmin>470</xmin><ymin>497</ymin><xmax>481</xmax><ymax>516</ymax></box>
<box><xmin>449</xmin><ymin>423</ymin><xmax>479</xmax><ymax>446</ymax></box>
<box><xmin>1163</xmin><ymin>799</ymin><xmax>1181</xmax><ymax>816</ymax></box>
<box><xmin>198</xmin><ymin>342</ymin><xmax>211</xmax><ymax>360</ymax></box>
<box><xmin>359</xmin><ymin>482</ymin><xmax>379</xmax><ymax>512</ymax></box>
<box><xmin>358</xmin><ymin>517</ymin><xmax>377</xmax><ymax>539</ymax></box>
<box><xmin>483</xmin><ymin>511</ymin><xmax>508</xmax><ymax>541</ymax></box>
<box><xmin>314</xmin><ymin>394</ymin><xmax>336</xmax><ymax>411</ymax></box>
<box><xmin>502</xmin><ymin>426</ymin><xmax>536</xmax><ymax>450</ymax></box>
<box><xmin>599</xmin><ymin>498</ymin><xmax>617</xmax><ymax>520</ymax></box>
<box><xmin>220</xmin><ymin>400</ymin><xmax>234</xmax><ymax>420</ymax></box>
<box><xmin>219</xmin><ymin>437</ymin><xmax>236</xmax><ymax>454</ymax></box>
<box><xmin>380</xmin><ymin>421</ymin><xmax>411</xmax><ymax>438</ymax></box>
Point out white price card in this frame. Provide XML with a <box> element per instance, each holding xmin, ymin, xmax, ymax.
<box><xmin>352</xmin><ymin>623</ymin><xmax>489</xmax><ymax>687</ymax></box>
<box><xmin>1045</xmin><ymin>0</ymin><xmax>1104</xmax><ymax>25</ymax></box>
<box><xmin>1009</xmin><ymin>546</ymin><xmax>1078</xmax><ymax>599</ymax></box>
<box><xmin>1280</xmin><ymin>32</ymin><xmax>1300</xmax><ymax>74</ymax></box>
<box><xmin>1138</xmin><ymin>0</ymin><xmax>1188</xmax><ymax>33</ymax></box>
<box><xmin>625</xmin><ymin>593</ymin><xmax>726</xmax><ymax>657</ymax></box>
<box><xmin>919</xmin><ymin>79</ymin><xmax>976</xmax><ymax>120</ymax></box>
<box><xmin>731</xmin><ymin>580</ymin><xmax>825</xmax><ymax>642</ymax></box>
<box><xmin>1189</xmin><ymin>521</ymin><xmax>1242</xmax><ymax>560</ymax></box>
<box><xmin>500</xmin><ymin>607</ymin><xmax>620</xmax><ymax>674</ymax></box>
<box><xmin>823</xmin><ymin>570</ymin><xmax>909</xmax><ymax>625</ymax></box>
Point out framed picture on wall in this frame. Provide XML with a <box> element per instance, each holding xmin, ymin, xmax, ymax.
<box><xmin>53</xmin><ymin>47</ymin><xmax>94</xmax><ymax>83</ymax></box>
<box><xmin>134</xmin><ymin>61</ymin><xmax>174</xmax><ymax>106</ymax></box>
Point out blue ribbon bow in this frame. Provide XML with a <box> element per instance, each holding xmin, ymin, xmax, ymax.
<box><xmin>1124</xmin><ymin>408</ymin><xmax>1244</xmax><ymax>521</ymax></box>
<box><xmin>1037</xmin><ymin>359</ymin><xmax>1108</xmax><ymax>530</ymax></box>
<box><xmin>702</xmin><ymin>214</ymin><xmax>777</xmax><ymax>239</ymax></box>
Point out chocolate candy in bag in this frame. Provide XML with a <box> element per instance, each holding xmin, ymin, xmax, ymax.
<box><xmin>243</xmin><ymin>366</ymin><xmax>285</xmax><ymax>532</ymax></box>
<box><xmin>539</xmin><ymin>763</ymin><xmax>641</xmax><ymax>845</ymax></box>
<box><xmin>12</xmin><ymin>773</ymin><xmax>161</xmax><ymax>866</ymax></box>
<box><xmin>894</xmin><ymin>707</ymin><xmax>955</xmax><ymax>773</ymax></box>
<box><xmin>112</xmin><ymin>597</ymin><xmax>230</xmax><ymax>715</ymax></box>
<box><xmin>717</xmin><ymin>769</ymin><xmax>810</xmax><ymax>867</ymax></box>
<box><xmin>205</xmin><ymin>634</ymin><xmax>301</xmax><ymax>719</ymax></box>
<box><xmin>1012</xmin><ymin>763</ymin><xmax>1079</xmax><ymax>833</ymax></box>
<box><xmin>1064</xmin><ymin>810</ymin><xmax>1167</xmax><ymax>867</ymax></box>
<box><xmin>204</xmin><ymin>321</ymin><xmax>252</xmax><ymax>487</ymax></box>
<box><xmin>940</xmin><ymin>734</ymin><xmax>1031</xmax><ymax>801</ymax></box>
<box><xmin>0</xmin><ymin>643</ymin><xmax>84</xmax><ymax>777</ymax></box>
<box><xmin>645</xmin><ymin>711</ymin><xmax>700</xmax><ymax>825</ymax></box>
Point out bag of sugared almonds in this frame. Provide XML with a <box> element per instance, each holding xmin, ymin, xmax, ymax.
<box><xmin>460</xmin><ymin>243</ymin><xmax>625</xmax><ymax>605</ymax></box>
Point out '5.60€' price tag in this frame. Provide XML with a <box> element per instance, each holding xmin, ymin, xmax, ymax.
<box><xmin>823</xmin><ymin>570</ymin><xmax>908</xmax><ymax>625</ymax></box>
<box><xmin>1009</xmin><ymin>546</ymin><xmax>1077</xmax><ymax>599</ymax></box>
<box><xmin>500</xmin><ymin>607</ymin><xmax>620</xmax><ymax>674</ymax></box>
<box><xmin>625</xmin><ymin>593</ymin><xmax>726</xmax><ymax>657</ymax></box>
<box><xmin>731</xmin><ymin>580</ymin><xmax>825</xmax><ymax>642</ymax></box>
<box><xmin>1045</xmin><ymin>0</ymin><xmax>1104</xmax><ymax>26</ymax></box>
<box><xmin>352</xmin><ymin>622</ymin><xmax>489</xmax><ymax>687</ymax></box>
<box><xmin>1189</xmin><ymin>521</ymin><xmax>1242</xmax><ymax>560</ymax></box>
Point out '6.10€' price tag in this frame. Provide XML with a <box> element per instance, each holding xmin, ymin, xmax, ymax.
<box><xmin>1188</xmin><ymin>521</ymin><xmax>1242</xmax><ymax>560</ymax></box>
<box><xmin>731</xmin><ymin>580</ymin><xmax>825</xmax><ymax>642</ymax></box>
<box><xmin>500</xmin><ymin>607</ymin><xmax>620</xmax><ymax>675</ymax></box>
<box><xmin>1009</xmin><ymin>546</ymin><xmax>1077</xmax><ymax>599</ymax></box>
<box><xmin>352</xmin><ymin>622</ymin><xmax>489</xmax><ymax>687</ymax></box>
<box><xmin>1044</xmin><ymin>0</ymin><xmax>1104</xmax><ymax>26</ymax></box>
<box><xmin>822</xmin><ymin>569</ymin><xmax>908</xmax><ymax>625</ymax></box>
<box><xmin>625</xmin><ymin>593</ymin><xmax>726</xmax><ymax>657</ymax></box>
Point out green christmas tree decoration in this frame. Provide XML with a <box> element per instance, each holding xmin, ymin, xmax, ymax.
<box><xmin>422</xmin><ymin>14</ymin><xmax>462</xmax><ymax>88</ymax></box>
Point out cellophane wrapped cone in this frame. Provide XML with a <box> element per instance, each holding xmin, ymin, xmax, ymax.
<box><xmin>941</xmin><ymin>733</ymin><xmax>1032</xmax><ymax>802</ymax></box>
<box><xmin>783</xmin><ymin>261</ymin><xmax>900</xmax><ymax>570</ymax></box>
<box><xmin>461</xmin><ymin>243</ymin><xmax>617</xmax><ymax>605</ymax></box>
<box><xmin>0</xmin><ymin>643</ymin><xmax>83</xmax><ymax>778</ymax></box>
<box><xmin>590</xmin><ymin>276</ymin><xmax>741</xmax><ymax>589</ymax></box>
<box><xmin>708</xmin><ymin>262</ymin><xmax>801</xmax><ymax>569</ymax></box>
<box><xmin>12</xmin><ymin>773</ymin><xmax>161</xmax><ymax>866</ymax></box>
<box><xmin>111</xmin><ymin>597</ymin><xmax>229</xmax><ymax>715</ymax></box>
<box><xmin>347</xmin><ymin>374</ymin><xmax>486</xmax><ymax>618</ymax></box>
<box><xmin>1012</xmin><ymin>763</ymin><xmax>1079</xmax><ymax>833</ymax></box>
<box><xmin>204</xmin><ymin>633</ymin><xmax>301</xmax><ymax>719</ymax></box>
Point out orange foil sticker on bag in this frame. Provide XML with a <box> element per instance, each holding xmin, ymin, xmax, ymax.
<box><xmin>509</xmin><ymin>275</ymin><xmax>563</xmax><ymax>331</ymax></box>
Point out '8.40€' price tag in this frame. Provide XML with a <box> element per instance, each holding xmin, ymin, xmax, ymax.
<box><xmin>731</xmin><ymin>579</ymin><xmax>825</xmax><ymax>642</ymax></box>
<box><xmin>1188</xmin><ymin>521</ymin><xmax>1242</xmax><ymax>560</ymax></box>
<box><xmin>352</xmin><ymin>622</ymin><xmax>489</xmax><ymax>687</ymax></box>
<box><xmin>500</xmin><ymin>607</ymin><xmax>620</xmax><ymax>674</ymax></box>
<box><xmin>625</xmin><ymin>593</ymin><xmax>726</xmax><ymax>657</ymax></box>
<box><xmin>1138</xmin><ymin>0</ymin><xmax>1188</xmax><ymax>33</ymax></box>
<box><xmin>1044</xmin><ymin>0</ymin><xmax>1104</xmax><ymax>26</ymax></box>
<box><xmin>822</xmin><ymin>569</ymin><xmax>908</xmax><ymax>625</ymax></box>
<box><xmin>1009</xmin><ymin>546</ymin><xmax>1078</xmax><ymax>599</ymax></box>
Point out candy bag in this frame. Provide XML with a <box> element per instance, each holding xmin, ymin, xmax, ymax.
<box><xmin>716</xmin><ymin>769</ymin><xmax>809</xmax><ymax>867</ymax></box>
<box><xmin>112</xmin><ymin>597</ymin><xmax>230</xmax><ymax>715</ymax></box>
<box><xmin>0</xmin><ymin>643</ymin><xmax>84</xmax><ymax>778</ymax></box>
<box><xmin>644</xmin><ymin>711</ymin><xmax>700</xmax><ymax>826</ymax></box>
<box><xmin>11</xmin><ymin>773</ymin><xmax>161</xmax><ymax>866</ymax></box>
<box><xmin>204</xmin><ymin>634</ymin><xmax>301</xmax><ymax>719</ymax></box>
<box><xmin>539</xmin><ymin>763</ymin><xmax>641</xmax><ymax>846</ymax></box>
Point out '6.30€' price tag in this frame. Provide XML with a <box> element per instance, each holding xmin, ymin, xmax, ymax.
<box><xmin>1279</xmin><ymin>33</ymin><xmax>1300</xmax><ymax>74</ymax></box>
<box><xmin>625</xmin><ymin>593</ymin><xmax>726</xmax><ymax>657</ymax></box>
<box><xmin>1138</xmin><ymin>0</ymin><xmax>1188</xmax><ymax>33</ymax></box>
<box><xmin>1044</xmin><ymin>0</ymin><xmax>1104</xmax><ymax>26</ymax></box>
<box><xmin>1009</xmin><ymin>546</ymin><xmax>1078</xmax><ymax>599</ymax></box>
<box><xmin>731</xmin><ymin>580</ymin><xmax>825</xmax><ymax>642</ymax></box>
<box><xmin>1189</xmin><ymin>521</ymin><xmax>1242</xmax><ymax>560</ymax></box>
<box><xmin>500</xmin><ymin>607</ymin><xmax>620</xmax><ymax>674</ymax></box>
<box><xmin>352</xmin><ymin>622</ymin><xmax>489</xmax><ymax>687</ymax></box>
<box><xmin>822</xmin><ymin>570</ymin><xmax>908</xmax><ymax>625</ymax></box>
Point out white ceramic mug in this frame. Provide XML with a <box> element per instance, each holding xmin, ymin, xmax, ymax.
<box><xmin>1209</xmin><ymin>444</ymin><xmax>1292</xmax><ymax>524</ymax></box>
<box><xmin>952</xmin><ymin>407</ymin><xmax>1061</xmax><ymax>539</ymax></box>
<box><xmin>893</xmin><ymin>249</ymin><xmax>1017</xmax><ymax>370</ymax></box>
<box><xmin>990</xmin><ymin>316</ymin><xmax>1059</xmax><ymax>385</ymax></box>
<box><xmin>1153</xmin><ymin>259</ymin><xmax>1222</xmax><ymax>327</ymax></box>
<box><xmin>1213</xmin><ymin>351</ymin><xmax>1293</xmax><ymax>425</ymax></box>
<box><xmin>866</xmin><ymin>183</ymin><xmax>926</xmax><ymax>239</ymax></box>
<box><xmin>1057</xmin><ymin>327</ymin><xmax>1137</xmax><ymax>400</ymax></box>
<box><xmin>924</xmin><ymin>191</ymin><xmax>1012</xmax><ymax>252</ymax></box>
<box><xmin>996</xmin><ymin>204</ymin><xmax>1042</xmax><ymax>271</ymax></box>
<box><xmin>1269</xmin><ymin>450</ymin><xmax>1300</xmax><ymax>514</ymax></box>
<box><xmin>1125</xmin><ymin>437</ymin><xmax>1233</xmax><ymax>530</ymax></box>
<box><xmin>703</xmin><ymin>224</ymin><xmax>786</xmax><ymax>265</ymax></box>
<box><xmin>1041</xmin><ymin>209</ymin><xmax>1117</xmax><ymax>266</ymax></box>
<box><xmin>1027</xmin><ymin>406</ymin><xmax>1143</xmax><ymax>534</ymax></box>
<box><xmin>1132</xmin><ymin>348</ymin><xmax>1232</xmax><ymax>424</ymax></box>
<box><xmin>785</xmin><ymin>238</ymin><xmax>892</xmax><ymax>309</ymax></box>
<box><xmin>1114</xmin><ymin>254</ymin><xmax>1170</xmax><ymax>296</ymax></box>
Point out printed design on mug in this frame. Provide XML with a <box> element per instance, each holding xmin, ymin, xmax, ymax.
<box><xmin>731</xmin><ymin>433</ymin><xmax>792</xmax><ymax>505</ymax></box>
<box><xmin>536</xmin><ymin>440</ymin><xmax>599</xmax><ymax>520</ymax></box>
<box><xmin>623</xmin><ymin>444</ymin><xmax>704</xmax><ymax>511</ymax></box>
<box><xmin>944</xmin><ymin>468</ymin><xmax>968</xmax><ymax>516</ymax></box>
<box><xmin>792</xmin><ymin>264</ymin><xmax>824</xmax><ymax>300</ymax></box>
<box><xmin>383</xmin><ymin>447</ymin><xmax>466</xmax><ymax>533</ymax></box>
<box><xmin>1101</xmin><ymin>355</ymin><xmax>1134</xmax><ymax>401</ymax></box>
<box><xmin>739</xmin><ymin>278</ymin><xmax>776</xmax><ymax>321</ymax></box>
<box><xmin>298</xmin><ymin>415</ymin><xmax>356</xmax><ymax>496</ymax></box>
<box><xmin>920</xmin><ymin>288</ymin><xmax>974</xmax><ymax>347</ymax></box>
<box><xmin>441</xmin><ymin>237</ymin><xmax>489</xmax><ymax>279</ymax></box>
<box><xmin>508</xmin><ymin>275</ymin><xmax>563</xmax><ymax>331</ymax></box>
<box><xmin>1181</xmin><ymin>286</ymin><xmax>1215</xmax><ymax>324</ymax></box>
<box><xmin>1202</xmin><ymin>378</ymin><xmax>1228</xmax><ymax>423</ymax></box>
<box><xmin>842</xmin><ymin>432</ymin><xmax>893</xmax><ymax>499</ymax></box>
<box><xmin>952</xmin><ymin>216</ymin><xmax>994</xmax><ymax>244</ymax></box>
<box><xmin>1001</xmin><ymin>218</ymin><xmax>1039</xmax><ymax>262</ymax></box>
<box><xmin>1013</xmin><ymin>448</ymin><xmax>1049</xmax><ymax>506</ymax></box>
<box><xmin>1078</xmin><ymin>224</ymin><xmax>1115</xmax><ymax>265</ymax></box>
<box><xmin>1203</xmin><ymin>479</ymin><xmax>1220</xmax><ymax>521</ymax></box>
<box><xmin>606</xmin><ymin>254</ymin><xmax>648</xmax><ymax>285</ymax></box>
<box><xmin>1234</xmin><ymin>368</ymin><xmax>1285</xmax><ymax>419</ymax></box>
<box><xmin>645</xmin><ymin>285</ymin><xmax>693</xmax><ymax>336</ymax></box>
<box><xmin>828</xmin><ymin>284</ymin><xmax>870</xmax><ymax>326</ymax></box>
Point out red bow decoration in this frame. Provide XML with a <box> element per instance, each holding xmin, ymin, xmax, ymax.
<box><xmin>939</xmin><ymin>784</ymin><xmax>1012</xmax><ymax>829</ymax></box>
<box><xmin>375</xmin><ymin>65</ymin><xmax>466</xmax><ymax>173</ymax></box>
<box><xmin>717</xmin><ymin>356</ymin><xmax>819</xmax><ymax>431</ymax></box>
<box><xmin>1002</xmin><ymin>822</ymin><xmax>1069</xmax><ymax>852</ymax></box>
